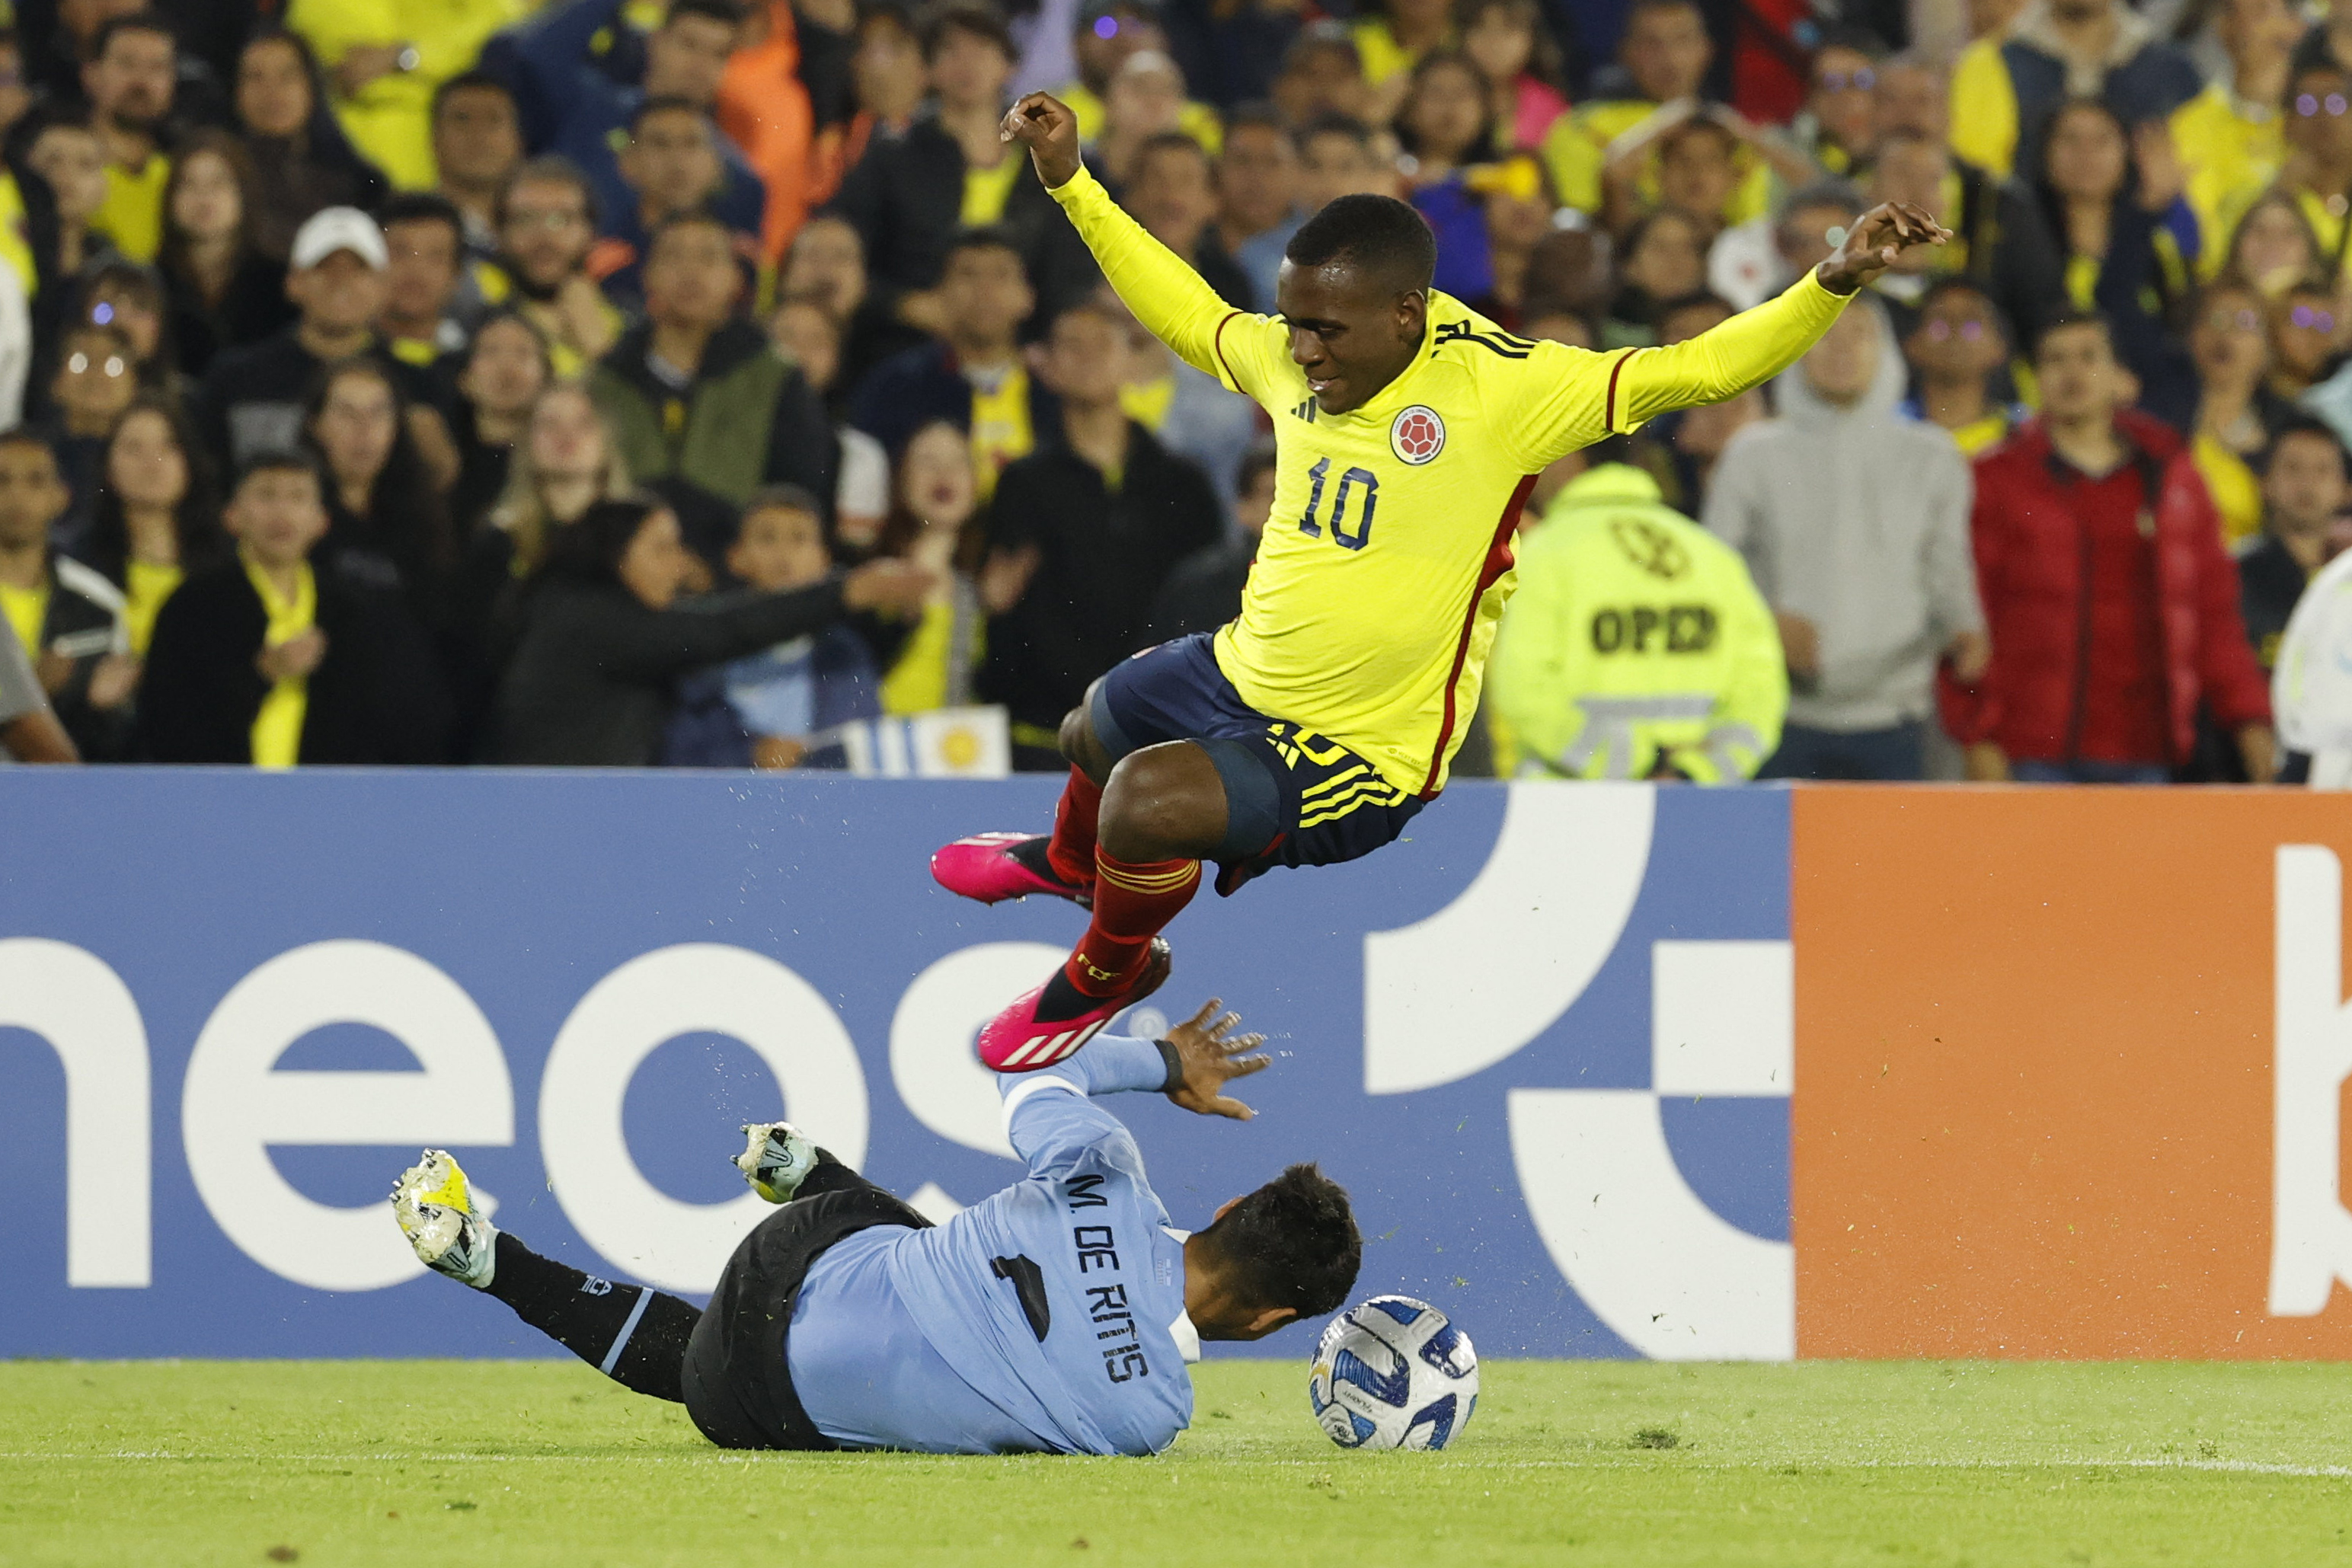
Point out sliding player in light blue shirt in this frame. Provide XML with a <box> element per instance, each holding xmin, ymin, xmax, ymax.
<box><xmin>391</xmin><ymin>995</ymin><xmax>1363</xmax><ymax>1455</ymax></box>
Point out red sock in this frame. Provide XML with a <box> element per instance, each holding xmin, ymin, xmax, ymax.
<box><xmin>1066</xmin><ymin>848</ymin><xmax>1200</xmax><ymax>996</ymax></box>
<box><xmin>1045</xmin><ymin>766</ymin><xmax>1103</xmax><ymax>888</ymax></box>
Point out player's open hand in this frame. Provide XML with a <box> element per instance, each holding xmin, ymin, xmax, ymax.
<box><xmin>1000</xmin><ymin>91</ymin><xmax>1083</xmax><ymax>190</ymax></box>
<box><xmin>1162</xmin><ymin>998</ymin><xmax>1271</xmax><ymax>1121</ymax></box>
<box><xmin>1816</xmin><ymin>202</ymin><xmax>1951</xmax><ymax>295</ymax></box>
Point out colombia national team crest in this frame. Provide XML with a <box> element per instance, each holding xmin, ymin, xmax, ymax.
<box><xmin>1391</xmin><ymin>405</ymin><xmax>1446</xmax><ymax>465</ymax></box>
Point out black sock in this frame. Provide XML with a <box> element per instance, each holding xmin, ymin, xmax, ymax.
<box><xmin>484</xmin><ymin>1233</ymin><xmax>698</xmax><ymax>1403</ymax></box>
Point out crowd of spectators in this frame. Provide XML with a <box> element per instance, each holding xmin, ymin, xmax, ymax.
<box><xmin>0</xmin><ymin>0</ymin><xmax>2344</xmax><ymax>783</ymax></box>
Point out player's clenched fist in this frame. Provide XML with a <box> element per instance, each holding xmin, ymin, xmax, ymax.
<box><xmin>1816</xmin><ymin>202</ymin><xmax>1951</xmax><ymax>295</ymax></box>
<box><xmin>1000</xmin><ymin>91</ymin><xmax>1083</xmax><ymax>190</ymax></box>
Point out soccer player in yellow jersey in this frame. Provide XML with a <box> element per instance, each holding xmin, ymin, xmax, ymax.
<box><xmin>935</xmin><ymin>91</ymin><xmax>1948</xmax><ymax>1071</ymax></box>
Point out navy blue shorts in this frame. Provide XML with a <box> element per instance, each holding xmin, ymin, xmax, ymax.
<box><xmin>1089</xmin><ymin>634</ymin><xmax>1425</xmax><ymax>895</ymax></box>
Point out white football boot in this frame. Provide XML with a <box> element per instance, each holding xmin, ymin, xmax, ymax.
<box><xmin>734</xmin><ymin>1122</ymin><xmax>819</xmax><ymax>1203</ymax></box>
<box><xmin>390</xmin><ymin>1148</ymin><xmax>499</xmax><ymax>1289</ymax></box>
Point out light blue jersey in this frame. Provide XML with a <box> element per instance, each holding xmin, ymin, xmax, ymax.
<box><xmin>785</xmin><ymin>1033</ymin><xmax>1199</xmax><ymax>1455</ymax></box>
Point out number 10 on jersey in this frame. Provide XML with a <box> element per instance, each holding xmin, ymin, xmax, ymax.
<box><xmin>1298</xmin><ymin>458</ymin><xmax>1379</xmax><ymax>552</ymax></box>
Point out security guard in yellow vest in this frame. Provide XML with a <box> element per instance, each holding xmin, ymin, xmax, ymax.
<box><xmin>1487</xmin><ymin>462</ymin><xmax>1786</xmax><ymax>782</ymax></box>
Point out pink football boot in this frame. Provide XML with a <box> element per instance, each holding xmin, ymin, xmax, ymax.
<box><xmin>979</xmin><ymin>939</ymin><xmax>1173</xmax><ymax>1071</ymax></box>
<box><xmin>931</xmin><ymin>832</ymin><xmax>1093</xmax><ymax>908</ymax></box>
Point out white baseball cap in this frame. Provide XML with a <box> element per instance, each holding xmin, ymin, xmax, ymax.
<box><xmin>290</xmin><ymin>206</ymin><xmax>389</xmax><ymax>271</ymax></box>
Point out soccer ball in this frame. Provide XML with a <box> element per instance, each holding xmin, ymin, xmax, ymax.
<box><xmin>1307</xmin><ymin>1295</ymin><xmax>1479</xmax><ymax>1451</ymax></box>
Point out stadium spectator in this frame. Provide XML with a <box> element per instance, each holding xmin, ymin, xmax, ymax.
<box><xmin>72</xmin><ymin>391</ymin><xmax>219</xmax><ymax>658</ymax></box>
<box><xmin>1459</xmin><ymin>0</ymin><xmax>1567</xmax><ymax>155</ymax></box>
<box><xmin>2219</xmin><ymin>187</ymin><xmax>2322</xmax><ymax>300</ymax></box>
<box><xmin>848</xmin><ymin>229</ymin><xmax>1048</xmax><ymax>489</ymax></box>
<box><xmin>430</xmin><ymin>72</ymin><xmax>524</xmax><ymax>258</ymax></box>
<box><xmin>1709</xmin><ymin>178</ymin><xmax>1863</xmax><ymax>312</ymax></box>
<box><xmin>1162</xmin><ymin>0</ymin><xmax>1304</xmax><ymax>111</ymax></box>
<box><xmin>0</xmin><ymin>616</ymin><xmax>78</xmax><ymax>762</ymax></box>
<box><xmin>1868</xmin><ymin>128</ymin><xmax>2063</xmax><ymax>354</ymax></box>
<box><xmin>138</xmin><ymin>451</ymin><xmax>447</xmax><ymax>765</ymax></box>
<box><xmin>2030</xmin><ymin>97</ymin><xmax>2196</xmax><ymax>394</ymax></box>
<box><xmin>662</xmin><ymin>484</ymin><xmax>883</xmax><ymax>768</ymax></box>
<box><xmin>871</xmin><ymin>419</ymin><xmax>997</xmax><ymax>714</ymax></box>
<box><xmin>157</xmin><ymin>129</ymin><xmax>295</xmax><ymax>378</ymax></box>
<box><xmin>828</xmin><ymin>3</ymin><xmax>1094</xmax><ymax>331</ymax></box>
<box><xmin>487</xmin><ymin>493</ymin><xmax>925</xmax><ymax>765</ymax></box>
<box><xmin>2170</xmin><ymin>0</ymin><xmax>2296</xmax><ymax>246</ymax></box>
<box><xmin>448</xmin><ymin>311</ymin><xmax>554</xmax><ymax>536</ymax></box>
<box><xmin>232</xmin><ymin>30</ymin><xmax>389</xmax><ymax>263</ymax></box>
<box><xmin>1296</xmin><ymin>113</ymin><xmax>1395</xmax><ymax>214</ymax></box>
<box><xmin>2180</xmin><ymin>276</ymin><xmax>2290</xmax><ymax>545</ymax></box>
<box><xmin>1705</xmin><ymin>304</ymin><xmax>1986</xmax><ymax>781</ymax></box>
<box><xmin>1794</xmin><ymin>29</ymin><xmax>1884</xmax><ymax>177</ymax></box>
<box><xmin>1948</xmin><ymin>0</ymin><xmax>2202</xmax><ymax>182</ymax></box>
<box><xmin>711</xmin><ymin>0</ymin><xmax>823</xmax><ymax>266</ymax></box>
<box><xmin>487</xmin><ymin>0</ymin><xmax>765</xmax><ymax>247</ymax></box>
<box><xmin>2271</xmin><ymin>524</ymin><xmax>2352</xmax><ymax>786</ymax></box>
<box><xmin>1127</xmin><ymin>132</ymin><xmax>1254</xmax><ymax>308</ymax></box>
<box><xmin>979</xmin><ymin>299</ymin><xmax>1221</xmax><ymax>765</ymax></box>
<box><xmin>195</xmin><ymin>207</ymin><xmax>435</xmax><ymax>470</ymax></box>
<box><xmin>1603</xmin><ymin>206</ymin><xmax>1710</xmax><ymax>346</ymax></box>
<box><xmin>1543</xmin><ymin>0</ymin><xmax>1718</xmax><ymax>216</ymax></box>
<box><xmin>766</xmin><ymin>294</ymin><xmax>888</xmax><ymax>548</ymax></box>
<box><xmin>1215</xmin><ymin>107</ymin><xmax>1302</xmax><ymax>315</ymax></box>
<box><xmin>839</xmin><ymin>0</ymin><xmax>925</xmax><ymax>161</ymax></box>
<box><xmin>304</xmin><ymin>357</ymin><xmax>452</xmax><ymax>610</ymax></box>
<box><xmin>1093</xmin><ymin>49</ymin><xmax>1203</xmax><ymax>187</ymax></box>
<box><xmin>283</xmin><ymin>0</ymin><xmax>517</xmax><ymax>193</ymax></box>
<box><xmin>1945</xmin><ymin>315</ymin><xmax>2275</xmax><ymax>784</ymax></box>
<box><xmin>2269</xmin><ymin>280</ymin><xmax>2343</xmax><ymax>398</ymax></box>
<box><xmin>1270</xmin><ymin>22</ymin><xmax>1372</xmax><ymax>129</ymax></box>
<box><xmin>45</xmin><ymin>321</ymin><xmax>140</xmax><ymax>523</ymax></box>
<box><xmin>1899</xmin><ymin>277</ymin><xmax>2020</xmax><ymax>457</ymax></box>
<box><xmin>80</xmin><ymin>12</ymin><xmax>178</xmax><ymax>264</ymax></box>
<box><xmin>377</xmin><ymin>192</ymin><xmax>469</xmax><ymax>366</ymax></box>
<box><xmin>1351</xmin><ymin>0</ymin><xmax>1453</xmax><ymax>111</ymax></box>
<box><xmin>2239</xmin><ymin>417</ymin><xmax>2350</xmax><ymax>672</ymax></box>
<box><xmin>1471</xmin><ymin>158</ymin><xmax>1556</xmax><ymax>324</ymax></box>
<box><xmin>1056</xmin><ymin>0</ymin><xmax>1221</xmax><ymax>150</ymax></box>
<box><xmin>1114</xmin><ymin>294</ymin><xmax>1257</xmax><ymax>511</ymax></box>
<box><xmin>489</xmin><ymin>158</ymin><xmax>624</xmax><ymax>379</ymax></box>
<box><xmin>0</xmin><ymin>430</ymin><xmax>135</xmax><ymax>761</ymax></box>
<box><xmin>76</xmin><ymin>260</ymin><xmax>176</xmax><ymax>398</ymax></box>
<box><xmin>1492</xmin><ymin>458</ymin><xmax>1785</xmax><ymax>781</ymax></box>
<box><xmin>596</xmin><ymin>98</ymin><xmax>741</xmax><ymax>310</ymax></box>
<box><xmin>587</xmin><ymin>210</ymin><xmax>836</xmax><ymax>525</ymax></box>
<box><xmin>24</xmin><ymin>114</ymin><xmax>120</xmax><ymax>289</ymax></box>
<box><xmin>780</xmin><ymin>212</ymin><xmax>925</xmax><ymax>409</ymax></box>
<box><xmin>1147</xmin><ymin>439</ymin><xmax>1276</xmax><ymax>642</ymax></box>
<box><xmin>1398</xmin><ymin>53</ymin><xmax>1497</xmax><ymax>300</ymax></box>
<box><xmin>2255</xmin><ymin>59</ymin><xmax>2352</xmax><ymax>289</ymax></box>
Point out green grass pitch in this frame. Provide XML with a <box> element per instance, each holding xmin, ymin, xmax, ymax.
<box><xmin>5</xmin><ymin>1359</ymin><xmax>2350</xmax><ymax>1566</ymax></box>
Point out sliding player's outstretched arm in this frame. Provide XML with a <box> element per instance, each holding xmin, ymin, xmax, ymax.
<box><xmin>998</xmin><ymin>1000</ymin><xmax>1272</xmax><ymax>1179</ymax></box>
<box><xmin>1001</xmin><ymin>92</ymin><xmax>1246</xmax><ymax>379</ymax></box>
<box><xmin>1612</xmin><ymin>202</ymin><xmax>1950</xmax><ymax>426</ymax></box>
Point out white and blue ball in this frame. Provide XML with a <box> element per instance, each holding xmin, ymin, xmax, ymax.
<box><xmin>1307</xmin><ymin>1295</ymin><xmax>1478</xmax><ymax>1451</ymax></box>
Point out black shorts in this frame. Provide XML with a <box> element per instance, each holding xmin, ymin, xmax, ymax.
<box><xmin>1091</xmin><ymin>633</ymin><xmax>1425</xmax><ymax>895</ymax></box>
<box><xmin>681</xmin><ymin>1164</ymin><xmax>932</xmax><ymax>1452</ymax></box>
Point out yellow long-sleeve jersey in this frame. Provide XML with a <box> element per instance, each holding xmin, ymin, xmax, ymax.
<box><xmin>1047</xmin><ymin>165</ymin><xmax>1850</xmax><ymax>795</ymax></box>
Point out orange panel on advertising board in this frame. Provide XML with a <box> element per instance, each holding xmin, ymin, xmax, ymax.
<box><xmin>1793</xmin><ymin>787</ymin><xmax>2352</xmax><ymax>1359</ymax></box>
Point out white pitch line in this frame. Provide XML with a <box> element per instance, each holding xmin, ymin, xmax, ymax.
<box><xmin>0</xmin><ymin>1453</ymin><xmax>2347</xmax><ymax>1478</ymax></box>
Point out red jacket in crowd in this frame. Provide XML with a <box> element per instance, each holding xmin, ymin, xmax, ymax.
<box><xmin>1939</xmin><ymin>412</ymin><xmax>2271</xmax><ymax>768</ymax></box>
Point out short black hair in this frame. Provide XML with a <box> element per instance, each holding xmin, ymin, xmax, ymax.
<box><xmin>2261</xmin><ymin>414</ymin><xmax>2350</xmax><ymax>477</ymax></box>
<box><xmin>1915</xmin><ymin>273</ymin><xmax>2004</xmax><ymax>328</ymax></box>
<box><xmin>631</xmin><ymin>93</ymin><xmax>712</xmax><ymax>136</ymax></box>
<box><xmin>737</xmin><ymin>484</ymin><xmax>828</xmax><ymax>532</ymax></box>
<box><xmin>1812</xmin><ymin>22</ymin><xmax>1888</xmax><ymax>60</ymax></box>
<box><xmin>1285</xmin><ymin>193</ymin><xmax>1436</xmax><ymax>292</ymax></box>
<box><xmin>1196</xmin><ymin>1163</ymin><xmax>1361</xmax><ymax>1319</ymax></box>
<box><xmin>81</xmin><ymin>258</ymin><xmax>166</xmax><ymax>317</ymax></box>
<box><xmin>2287</xmin><ymin>58</ymin><xmax>2350</xmax><ymax>110</ymax></box>
<box><xmin>1657</xmin><ymin>290</ymin><xmax>1734</xmax><ymax>330</ymax></box>
<box><xmin>943</xmin><ymin>224</ymin><xmax>1025</xmax><ymax>268</ymax></box>
<box><xmin>1135</xmin><ymin>129</ymin><xmax>1211</xmax><ymax>178</ymax></box>
<box><xmin>664</xmin><ymin>0</ymin><xmax>747</xmax><ymax>30</ymax></box>
<box><xmin>432</xmin><ymin>69</ymin><xmax>516</xmax><ymax>123</ymax></box>
<box><xmin>1222</xmin><ymin>101</ymin><xmax>1293</xmax><ymax>147</ymax></box>
<box><xmin>922</xmin><ymin>1</ymin><xmax>1014</xmax><ymax>62</ymax></box>
<box><xmin>233</xmin><ymin>449</ymin><xmax>322</xmax><ymax>494</ymax></box>
<box><xmin>0</xmin><ymin>427</ymin><xmax>58</xmax><ymax>462</ymax></box>
<box><xmin>89</xmin><ymin>11</ymin><xmax>175</xmax><ymax>62</ymax></box>
<box><xmin>2033</xmin><ymin>309</ymin><xmax>2114</xmax><ymax>359</ymax></box>
<box><xmin>378</xmin><ymin>191</ymin><xmax>465</xmax><ymax>244</ymax></box>
<box><xmin>647</xmin><ymin>205</ymin><xmax>737</xmax><ymax>256</ymax></box>
<box><xmin>1298</xmin><ymin>111</ymin><xmax>1373</xmax><ymax>152</ymax></box>
<box><xmin>538</xmin><ymin>494</ymin><xmax>664</xmax><ymax>584</ymax></box>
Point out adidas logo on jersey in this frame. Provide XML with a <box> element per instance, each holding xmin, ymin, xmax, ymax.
<box><xmin>1291</xmin><ymin>399</ymin><xmax>1318</xmax><ymax>422</ymax></box>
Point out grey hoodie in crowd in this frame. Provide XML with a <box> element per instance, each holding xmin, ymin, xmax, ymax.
<box><xmin>1701</xmin><ymin>302</ymin><xmax>1986</xmax><ymax>733</ymax></box>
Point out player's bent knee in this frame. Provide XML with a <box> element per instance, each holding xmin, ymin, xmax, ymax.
<box><xmin>1099</xmin><ymin>742</ymin><xmax>1228</xmax><ymax>862</ymax></box>
<box><xmin>1059</xmin><ymin>702</ymin><xmax>1109</xmax><ymax>781</ymax></box>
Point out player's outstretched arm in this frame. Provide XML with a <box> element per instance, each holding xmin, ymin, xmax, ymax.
<box><xmin>1612</xmin><ymin>201</ymin><xmax>1948</xmax><ymax>430</ymax></box>
<box><xmin>1000</xmin><ymin>92</ymin><xmax>1250</xmax><ymax>381</ymax></box>
<box><xmin>1159</xmin><ymin>999</ymin><xmax>1271</xmax><ymax>1121</ymax></box>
